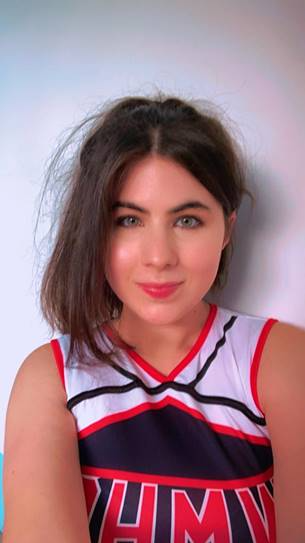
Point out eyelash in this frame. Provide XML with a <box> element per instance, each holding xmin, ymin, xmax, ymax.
<box><xmin>114</xmin><ymin>215</ymin><xmax>203</xmax><ymax>229</ymax></box>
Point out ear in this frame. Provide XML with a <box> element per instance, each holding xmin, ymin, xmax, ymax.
<box><xmin>222</xmin><ymin>210</ymin><xmax>237</xmax><ymax>249</ymax></box>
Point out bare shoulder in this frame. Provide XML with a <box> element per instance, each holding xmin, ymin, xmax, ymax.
<box><xmin>258</xmin><ymin>321</ymin><xmax>305</xmax><ymax>412</ymax></box>
<box><xmin>9</xmin><ymin>342</ymin><xmax>67</xmax><ymax>407</ymax></box>
<box><xmin>4</xmin><ymin>342</ymin><xmax>70</xmax><ymax>458</ymax></box>
<box><xmin>13</xmin><ymin>342</ymin><xmax>65</xmax><ymax>390</ymax></box>
<box><xmin>4</xmin><ymin>342</ymin><xmax>70</xmax><ymax>447</ymax></box>
<box><xmin>257</xmin><ymin>322</ymin><xmax>305</xmax><ymax>540</ymax></box>
<box><xmin>3</xmin><ymin>343</ymin><xmax>90</xmax><ymax>542</ymax></box>
<box><xmin>261</xmin><ymin>319</ymin><xmax>305</xmax><ymax>353</ymax></box>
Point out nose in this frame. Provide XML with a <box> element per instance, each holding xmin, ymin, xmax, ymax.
<box><xmin>141</xmin><ymin>226</ymin><xmax>178</xmax><ymax>269</ymax></box>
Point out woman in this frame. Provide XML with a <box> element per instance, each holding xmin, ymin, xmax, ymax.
<box><xmin>3</xmin><ymin>95</ymin><xmax>305</xmax><ymax>542</ymax></box>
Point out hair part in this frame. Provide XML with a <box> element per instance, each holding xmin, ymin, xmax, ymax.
<box><xmin>39</xmin><ymin>93</ymin><xmax>252</xmax><ymax>366</ymax></box>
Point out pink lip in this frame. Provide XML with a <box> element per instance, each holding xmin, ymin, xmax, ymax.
<box><xmin>137</xmin><ymin>282</ymin><xmax>182</xmax><ymax>299</ymax></box>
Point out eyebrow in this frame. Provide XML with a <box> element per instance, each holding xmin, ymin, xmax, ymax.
<box><xmin>112</xmin><ymin>200</ymin><xmax>211</xmax><ymax>214</ymax></box>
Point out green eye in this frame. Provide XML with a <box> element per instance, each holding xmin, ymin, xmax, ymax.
<box><xmin>176</xmin><ymin>216</ymin><xmax>202</xmax><ymax>228</ymax></box>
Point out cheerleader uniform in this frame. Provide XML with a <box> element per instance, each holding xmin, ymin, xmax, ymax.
<box><xmin>51</xmin><ymin>304</ymin><xmax>277</xmax><ymax>543</ymax></box>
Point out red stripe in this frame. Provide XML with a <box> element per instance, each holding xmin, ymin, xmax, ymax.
<box><xmin>50</xmin><ymin>339</ymin><xmax>66</xmax><ymax>393</ymax></box>
<box><xmin>78</xmin><ymin>395</ymin><xmax>270</xmax><ymax>445</ymax></box>
<box><xmin>81</xmin><ymin>465</ymin><xmax>274</xmax><ymax>490</ymax></box>
<box><xmin>250</xmin><ymin>319</ymin><xmax>278</xmax><ymax>415</ymax></box>
<box><xmin>127</xmin><ymin>304</ymin><xmax>218</xmax><ymax>382</ymax></box>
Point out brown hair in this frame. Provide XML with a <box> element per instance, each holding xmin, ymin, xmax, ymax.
<box><xmin>39</xmin><ymin>94</ymin><xmax>250</xmax><ymax>366</ymax></box>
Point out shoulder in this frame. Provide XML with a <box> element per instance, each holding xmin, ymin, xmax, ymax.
<box><xmin>4</xmin><ymin>342</ymin><xmax>70</xmax><ymax>453</ymax></box>
<box><xmin>4</xmin><ymin>343</ymin><xmax>70</xmax><ymax>456</ymax></box>
<box><xmin>3</xmin><ymin>344</ymin><xmax>91</xmax><ymax>540</ymax></box>
<box><xmin>257</xmin><ymin>320</ymin><xmax>305</xmax><ymax>415</ymax></box>
<box><xmin>256</xmin><ymin>321</ymin><xmax>305</xmax><ymax>539</ymax></box>
<box><xmin>9</xmin><ymin>342</ymin><xmax>67</xmax><ymax>407</ymax></box>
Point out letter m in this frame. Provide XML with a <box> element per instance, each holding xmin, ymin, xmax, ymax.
<box><xmin>172</xmin><ymin>489</ymin><xmax>231</xmax><ymax>543</ymax></box>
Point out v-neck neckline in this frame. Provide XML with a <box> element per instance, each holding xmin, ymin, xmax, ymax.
<box><xmin>103</xmin><ymin>304</ymin><xmax>217</xmax><ymax>383</ymax></box>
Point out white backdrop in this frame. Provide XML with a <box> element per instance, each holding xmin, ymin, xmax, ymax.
<box><xmin>1</xmin><ymin>0</ymin><xmax>305</xmax><ymax>529</ymax></box>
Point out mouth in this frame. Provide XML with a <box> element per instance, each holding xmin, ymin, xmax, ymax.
<box><xmin>137</xmin><ymin>282</ymin><xmax>183</xmax><ymax>299</ymax></box>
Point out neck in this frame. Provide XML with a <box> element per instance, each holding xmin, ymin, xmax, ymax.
<box><xmin>112</xmin><ymin>301</ymin><xmax>210</xmax><ymax>357</ymax></box>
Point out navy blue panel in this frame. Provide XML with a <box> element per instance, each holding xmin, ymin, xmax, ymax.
<box><xmin>266</xmin><ymin>479</ymin><xmax>274</xmax><ymax>495</ymax></box>
<box><xmin>120</xmin><ymin>482</ymin><xmax>141</xmax><ymax>524</ymax></box>
<box><xmin>249</xmin><ymin>486</ymin><xmax>264</xmax><ymax>515</ymax></box>
<box><xmin>154</xmin><ymin>485</ymin><xmax>172</xmax><ymax>543</ymax></box>
<box><xmin>79</xmin><ymin>405</ymin><xmax>273</xmax><ymax>480</ymax></box>
<box><xmin>225</xmin><ymin>490</ymin><xmax>253</xmax><ymax>541</ymax></box>
<box><xmin>89</xmin><ymin>478</ymin><xmax>112</xmax><ymax>543</ymax></box>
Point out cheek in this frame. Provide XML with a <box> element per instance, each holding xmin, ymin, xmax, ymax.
<box><xmin>184</xmin><ymin>232</ymin><xmax>225</xmax><ymax>272</ymax></box>
<box><xmin>106</xmin><ymin>239</ymin><xmax>137</xmax><ymax>285</ymax></box>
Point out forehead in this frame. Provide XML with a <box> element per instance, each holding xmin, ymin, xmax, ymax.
<box><xmin>119</xmin><ymin>155</ymin><xmax>217</xmax><ymax>207</ymax></box>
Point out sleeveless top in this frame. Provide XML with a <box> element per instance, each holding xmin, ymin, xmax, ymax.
<box><xmin>51</xmin><ymin>304</ymin><xmax>278</xmax><ymax>543</ymax></box>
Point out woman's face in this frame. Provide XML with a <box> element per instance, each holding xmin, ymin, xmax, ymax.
<box><xmin>106</xmin><ymin>155</ymin><xmax>235</xmax><ymax>327</ymax></box>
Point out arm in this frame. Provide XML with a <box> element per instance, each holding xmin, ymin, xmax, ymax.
<box><xmin>258</xmin><ymin>322</ymin><xmax>305</xmax><ymax>543</ymax></box>
<box><xmin>2</xmin><ymin>344</ymin><xmax>91</xmax><ymax>543</ymax></box>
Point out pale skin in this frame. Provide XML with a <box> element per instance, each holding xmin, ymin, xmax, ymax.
<box><xmin>106</xmin><ymin>156</ymin><xmax>236</xmax><ymax>373</ymax></box>
<box><xmin>3</xmin><ymin>155</ymin><xmax>305</xmax><ymax>542</ymax></box>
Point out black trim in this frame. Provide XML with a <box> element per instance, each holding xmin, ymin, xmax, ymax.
<box><xmin>66</xmin><ymin>316</ymin><xmax>266</xmax><ymax>425</ymax></box>
<box><xmin>189</xmin><ymin>315</ymin><xmax>237</xmax><ymax>386</ymax></box>
<box><xmin>68</xmin><ymin>382</ymin><xmax>265</xmax><ymax>425</ymax></box>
